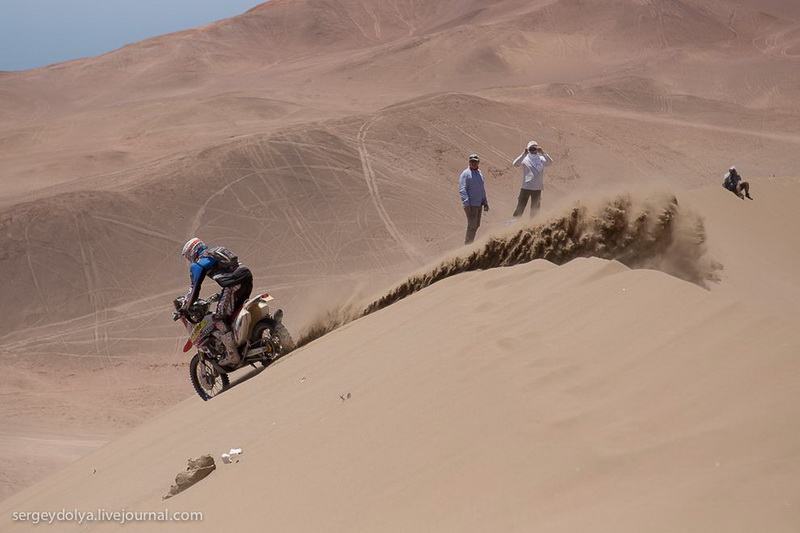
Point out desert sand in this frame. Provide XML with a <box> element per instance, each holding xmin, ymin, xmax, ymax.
<box><xmin>1</xmin><ymin>0</ymin><xmax>799</xmax><ymax>531</ymax></box>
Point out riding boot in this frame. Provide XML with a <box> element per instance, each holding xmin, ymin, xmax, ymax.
<box><xmin>216</xmin><ymin>323</ymin><xmax>241</xmax><ymax>366</ymax></box>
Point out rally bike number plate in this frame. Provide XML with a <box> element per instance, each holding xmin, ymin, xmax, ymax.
<box><xmin>190</xmin><ymin>319</ymin><xmax>209</xmax><ymax>344</ymax></box>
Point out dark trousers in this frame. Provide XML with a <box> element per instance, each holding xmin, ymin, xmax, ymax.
<box><xmin>512</xmin><ymin>189</ymin><xmax>541</xmax><ymax>218</ymax></box>
<box><xmin>215</xmin><ymin>266</ymin><xmax>253</xmax><ymax>321</ymax></box>
<box><xmin>464</xmin><ymin>206</ymin><xmax>483</xmax><ymax>245</ymax></box>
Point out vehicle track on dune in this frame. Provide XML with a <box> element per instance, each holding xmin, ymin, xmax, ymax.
<box><xmin>567</xmin><ymin>103</ymin><xmax>800</xmax><ymax>145</ymax></box>
<box><xmin>74</xmin><ymin>214</ymin><xmax>116</xmax><ymax>371</ymax></box>
<box><xmin>188</xmin><ymin>169</ymin><xmax>265</xmax><ymax>236</ymax></box>
<box><xmin>0</xmin><ymin>288</ymin><xmax>189</xmax><ymax>353</ymax></box>
<box><xmin>91</xmin><ymin>215</ymin><xmax>184</xmax><ymax>244</ymax></box>
<box><xmin>357</xmin><ymin>116</ymin><xmax>424</xmax><ymax>264</ymax></box>
<box><xmin>23</xmin><ymin>225</ymin><xmax>51</xmax><ymax>317</ymax></box>
<box><xmin>753</xmin><ymin>23</ymin><xmax>800</xmax><ymax>58</ymax></box>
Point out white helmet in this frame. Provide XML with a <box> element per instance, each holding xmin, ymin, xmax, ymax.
<box><xmin>181</xmin><ymin>237</ymin><xmax>206</xmax><ymax>262</ymax></box>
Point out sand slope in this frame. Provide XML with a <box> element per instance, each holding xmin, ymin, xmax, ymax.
<box><xmin>1</xmin><ymin>0</ymin><xmax>799</xmax><ymax>523</ymax></box>
<box><xmin>2</xmin><ymin>255</ymin><xmax>799</xmax><ymax>531</ymax></box>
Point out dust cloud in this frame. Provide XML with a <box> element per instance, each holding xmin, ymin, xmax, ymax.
<box><xmin>296</xmin><ymin>192</ymin><xmax>720</xmax><ymax>347</ymax></box>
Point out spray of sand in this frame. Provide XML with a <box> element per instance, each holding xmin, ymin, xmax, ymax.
<box><xmin>296</xmin><ymin>192</ymin><xmax>721</xmax><ymax>347</ymax></box>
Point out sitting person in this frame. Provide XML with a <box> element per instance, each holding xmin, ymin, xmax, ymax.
<box><xmin>722</xmin><ymin>166</ymin><xmax>752</xmax><ymax>200</ymax></box>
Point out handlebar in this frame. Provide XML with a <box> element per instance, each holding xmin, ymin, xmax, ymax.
<box><xmin>172</xmin><ymin>294</ymin><xmax>218</xmax><ymax>324</ymax></box>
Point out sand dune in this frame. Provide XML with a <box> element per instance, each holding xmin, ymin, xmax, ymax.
<box><xmin>1</xmin><ymin>0</ymin><xmax>799</xmax><ymax>528</ymax></box>
<box><xmin>3</xmin><ymin>0</ymin><xmax>799</xmax><ymax>198</ymax></box>
<box><xmin>299</xmin><ymin>190</ymin><xmax>719</xmax><ymax>345</ymax></box>
<box><xmin>2</xmin><ymin>253</ymin><xmax>799</xmax><ymax>531</ymax></box>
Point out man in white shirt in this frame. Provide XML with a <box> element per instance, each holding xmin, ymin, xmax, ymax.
<box><xmin>511</xmin><ymin>140</ymin><xmax>554</xmax><ymax>218</ymax></box>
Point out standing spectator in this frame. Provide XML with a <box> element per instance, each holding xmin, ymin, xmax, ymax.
<box><xmin>722</xmin><ymin>166</ymin><xmax>753</xmax><ymax>200</ymax></box>
<box><xmin>459</xmin><ymin>153</ymin><xmax>489</xmax><ymax>245</ymax></box>
<box><xmin>511</xmin><ymin>140</ymin><xmax>554</xmax><ymax>218</ymax></box>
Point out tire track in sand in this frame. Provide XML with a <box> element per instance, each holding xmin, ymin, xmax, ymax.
<box><xmin>74</xmin><ymin>213</ymin><xmax>116</xmax><ymax>371</ymax></box>
<box><xmin>357</xmin><ymin>116</ymin><xmax>424</xmax><ymax>264</ymax></box>
<box><xmin>188</xmin><ymin>168</ymin><xmax>264</xmax><ymax>236</ymax></box>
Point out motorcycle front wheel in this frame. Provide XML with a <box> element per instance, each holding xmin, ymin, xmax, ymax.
<box><xmin>189</xmin><ymin>353</ymin><xmax>229</xmax><ymax>401</ymax></box>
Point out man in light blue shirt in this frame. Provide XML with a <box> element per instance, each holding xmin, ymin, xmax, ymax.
<box><xmin>459</xmin><ymin>153</ymin><xmax>489</xmax><ymax>245</ymax></box>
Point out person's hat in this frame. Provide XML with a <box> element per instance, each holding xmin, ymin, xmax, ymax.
<box><xmin>468</xmin><ymin>153</ymin><xmax>480</xmax><ymax>161</ymax></box>
<box><xmin>527</xmin><ymin>141</ymin><xmax>539</xmax><ymax>149</ymax></box>
<box><xmin>729</xmin><ymin>165</ymin><xmax>736</xmax><ymax>171</ymax></box>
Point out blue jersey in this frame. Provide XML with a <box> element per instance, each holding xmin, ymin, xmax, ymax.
<box><xmin>185</xmin><ymin>246</ymin><xmax>239</xmax><ymax>306</ymax></box>
<box><xmin>186</xmin><ymin>256</ymin><xmax>220</xmax><ymax>307</ymax></box>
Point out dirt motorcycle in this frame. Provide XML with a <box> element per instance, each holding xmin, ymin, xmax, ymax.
<box><xmin>172</xmin><ymin>292</ymin><xmax>295</xmax><ymax>401</ymax></box>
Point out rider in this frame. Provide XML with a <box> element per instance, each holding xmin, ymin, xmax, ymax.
<box><xmin>180</xmin><ymin>238</ymin><xmax>253</xmax><ymax>365</ymax></box>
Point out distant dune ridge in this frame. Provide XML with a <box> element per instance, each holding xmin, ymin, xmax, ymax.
<box><xmin>1</xmin><ymin>0</ymin><xmax>800</xmax><ymax>529</ymax></box>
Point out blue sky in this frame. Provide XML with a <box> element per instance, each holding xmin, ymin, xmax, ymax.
<box><xmin>0</xmin><ymin>0</ymin><xmax>264</xmax><ymax>71</ymax></box>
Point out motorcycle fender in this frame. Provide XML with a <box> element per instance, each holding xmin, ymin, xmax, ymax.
<box><xmin>183</xmin><ymin>339</ymin><xmax>193</xmax><ymax>352</ymax></box>
<box><xmin>233</xmin><ymin>310</ymin><xmax>250</xmax><ymax>346</ymax></box>
<box><xmin>252</xmin><ymin>300</ymin><xmax>272</xmax><ymax>322</ymax></box>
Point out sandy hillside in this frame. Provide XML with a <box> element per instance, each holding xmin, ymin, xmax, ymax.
<box><xmin>1</xmin><ymin>244</ymin><xmax>799</xmax><ymax>531</ymax></box>
<box><xmin>0</xmin><ymin>0</ymin><xmax>799</xmax><ymax>526</ymax></box>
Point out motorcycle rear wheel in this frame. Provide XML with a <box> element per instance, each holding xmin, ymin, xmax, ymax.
<box><xmin>189</xmin><ymin>353</ymin><xmax>229</xmax><ymax>401</ymax></box>
<box><xmin>252</xmin><ymin>319</ymin><xmax>294</xmax><ymax>367</ymax></box>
